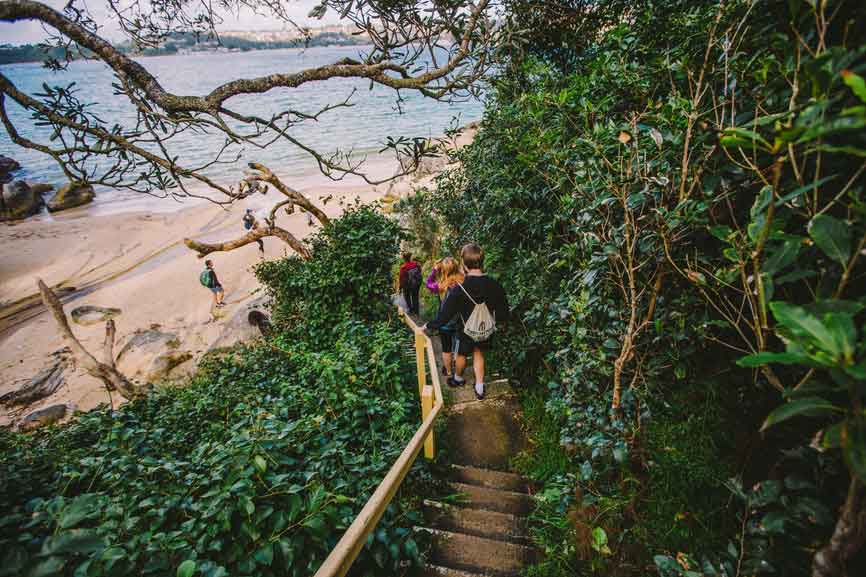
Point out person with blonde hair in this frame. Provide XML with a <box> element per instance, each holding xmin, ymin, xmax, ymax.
<box><xmin>434</xmin><ymin>257</ymin><xmax>464</xmax><ymax>378</ymax></box>
<box><xmin>424</xmin><ymin>243</ymin><xmax>509</xmax><ymax>399</ymax></box>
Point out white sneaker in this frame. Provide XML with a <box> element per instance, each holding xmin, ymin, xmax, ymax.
<box><xmin>474</xmin><ymin>382</ymin><xmax>484</xmax><ymax>400</ymax></box>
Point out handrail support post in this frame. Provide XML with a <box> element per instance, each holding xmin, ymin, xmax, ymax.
<box><xmin>415</xmin><ymin>330</ymin><xmax>426</xmax><ymax>398</ymax></box>
<box><xmin>421</xmin><ymin>385</ymin><xmax>435</xmax><ymax>459</ymax></box>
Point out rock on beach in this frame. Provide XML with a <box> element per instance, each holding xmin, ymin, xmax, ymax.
<box><xmin>47</xmin><ymin>182</ymin><xmax>95</xmax><ymax>212</ymax></box>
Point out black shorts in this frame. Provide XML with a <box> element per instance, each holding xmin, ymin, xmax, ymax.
<box><xmin>440</xmin><ymin>331</ymin><xmax>457</xmax><ymax>355</ymax></box>
<box><xmin>442</xmin><ymin>330</ymin><xmax>490</xmax><ymax>356</ymax></box>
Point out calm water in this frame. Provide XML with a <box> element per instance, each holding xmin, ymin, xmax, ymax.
<box><xmin>0</xmin><ymin>45</ymin><xmax>483</xmax><ymax>210</ymax></box>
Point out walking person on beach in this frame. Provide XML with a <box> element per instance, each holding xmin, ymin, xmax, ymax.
<box><xmin>432</xmin><ymin>257</ymin><xmax>463</xmax><ymax>379</ymax></box>
<box><xmin>398</xmin><ymin>252</ymin><xmax>422</xmax><ymax>315</ymax></box>
<box><xmin>424</xmin><ymin>243</ymin><xmax>509</xmax><ymax>400</ymax></box>
<box><xmin>242</xmin><ymin>209</ymin><xmax>265</xmax><ymax>254</ymax></box>
<box><xmin>199</xmin><ymin>260</ymin><xmax>225</xmax><ymax>308</ymax></box>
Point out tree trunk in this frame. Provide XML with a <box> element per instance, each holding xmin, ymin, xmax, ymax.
<box><xmin>813</xmin><ymin>477</ymin><xmax>866</xmax><ymax>577</ymax></box>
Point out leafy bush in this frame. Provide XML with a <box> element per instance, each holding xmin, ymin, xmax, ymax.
<box><xmin>401</xmin><ymin>0</ymin><xmax>866</xmax><ymax>574</ymax></box>
<box><xmin>256</xmin><ymin>204</ymin><xmax>403</xmax><ymax>347</ymax></box>
<box><xmin>0</xmin><ymin>326</ymin><xmax>426</xmax><ymax>577</ymax></box>
<box><xmin>0</xmin><ymin>203</ymin><xmax>427</xmax><ymax>577</ymax></box>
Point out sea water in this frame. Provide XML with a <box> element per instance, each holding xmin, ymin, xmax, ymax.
<box><xmin>0</xmin><ymin>45</ymin><xmax>484</xmax><ymax>211</ymax></box>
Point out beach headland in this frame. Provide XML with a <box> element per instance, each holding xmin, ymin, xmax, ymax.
<box><xmin>0</xmin><ymin>124</ymin><xmax>477</xmax><ymax>428</ymax></box>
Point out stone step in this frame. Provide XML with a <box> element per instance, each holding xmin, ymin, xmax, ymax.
<box><xmin>422</xmin><ymin>528</ymin><xmax>538</xmax><ymax>577</ymax></box>
<box><xmin>416</xmin><ymin>565</ymin><xmax>487</xmax><ymax>577</ymax></box>
<box><xmin>447</xmin><ymin>378</ymin><xmax>512</xmax><ymax>405</ymax></box>
<box><xmin>449</xmin><ymin>465</ymin><xmax>529</xmax><ymax>493</ymax></box>
<box><xmin>424</xmin><ymin>500</ymin><xmax>530</xmax><ymax>545</ymax></box>
<box><xmin>447</xmin><ymin>482</ymin><xmax>533</xmax><ymax>516</ymax></box>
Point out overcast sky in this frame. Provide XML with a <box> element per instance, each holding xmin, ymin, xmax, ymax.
<box><xmin>0</xmin><ymin>0</ymin><xmax>341</xmax><ymax>45</ymax></box>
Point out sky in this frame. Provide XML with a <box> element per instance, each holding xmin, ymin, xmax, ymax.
<box><xmin>0</xmin><ymin>0</ymin><xmax>341</xmax><ymax>45</ymax></box>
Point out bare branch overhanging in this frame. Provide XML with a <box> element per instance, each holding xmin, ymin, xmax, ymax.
<box><xmin>0</xmin><ymin>0</ymin><xmax>500</xmax><ymax>199</ymax></box>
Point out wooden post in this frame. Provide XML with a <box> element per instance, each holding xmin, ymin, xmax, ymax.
<box><xmin>415</xmin><ymin>331</ymin><xmax>426</xmax><ymax>398</ymax></box>
<box><xmin>421</xmin><ymin>384</ymin><xmax>435</xmax><ymax>459</ymax></box>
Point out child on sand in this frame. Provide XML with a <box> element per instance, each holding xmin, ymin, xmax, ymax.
<box><xmin>425</xmin><ymin>243</ymin><xmax>509</xmax><ymax>400</ymax></box>
<box><xmin>200</xmin><ymin>260</ymin><xmax>225</xmax><ymax>308</ymax></box>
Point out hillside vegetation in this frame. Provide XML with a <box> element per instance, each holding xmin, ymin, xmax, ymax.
<box><xmin>0</xmin><ymin>206</ymin><xmax>430</xmax><ymax>577</ymax></box>
<box><xmin>400</xmin><ymin>0</ymin><xmax>866</xmax><ymax>575</ymax></box>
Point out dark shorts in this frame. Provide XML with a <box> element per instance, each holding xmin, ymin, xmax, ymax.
<box><xmin>209</xmin><ymin>284</ymin><xmax>223</xmax><ymax>294</ymax></box>
<box><xmin>442</xmin><ymin>330</ymin><xmax>491</xmax><ymax>356</ymax></box>
<box><xmin>440</xmin><ymin>331</ymin><xmax>457</xmax><ymax>354</ymax></box>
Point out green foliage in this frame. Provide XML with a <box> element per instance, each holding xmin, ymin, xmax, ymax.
<box><xmin>0</xmin><ymin>327</ymin><xmax>426</xmax><ymax>577</ymax></box>
<box><xmin>401</xmin><ymin>0</ymin><xmax>866</xmax><ymax>574</ymax></box>
<box><xmin>741</xmin><ymin>299</ymin><xmax>866</xmax><ymax>482</ymax></box>
<box><xmin>0</xmin><ymin>204</ymin><xmax>426</xmax><ymax>577</ymax></box>
<box><xmin>256</xmin><ymin>204</ymin><xmax>403</xmax><ymax>347</ymax></box>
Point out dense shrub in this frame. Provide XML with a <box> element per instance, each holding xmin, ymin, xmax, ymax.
<box><xmin>0</xmin><ymin>203</ymin><xmax>426</xmax><ymax>577</ymax></box>
<box><xmin>401</xmin><ymin>0</ymin><xmax>866</xmax><ymax>574</ymax></box>
<box><xmin>256</xmin><ymin>204</ymin><xmax>403</xmax><ymax>347</ymax></box>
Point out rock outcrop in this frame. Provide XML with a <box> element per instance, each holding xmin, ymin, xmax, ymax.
<box><xmin>0</xmin><ymin>155</ymin><xmax>20</xmax><ymax>183</ymax></box>
<box><xmin>71</xmin><ymin>305</ymin><xmax>122</xmax><ymax>326</ymax></box>
<box><xmin>115</xmin><ymin>327</ymin><xmax>193</xmax><ymax>384</ymax></box>
<box><xmin>47</xmin><ymin>182</ymin><xmax>95</xmax><ymax>212</ymax></box>
<box><xmin>1</xmin><ymin>180</ymin><xmax>43</xmax><ymax>221</ymax></box>
<box><xmin>19</xmin><ymin>404</ymin><xmax>71</xmax><ymax>431</ymax></box>
<box><xmin>0</xmin><ymin>349</ymin><xmax>71</xmax><ymax>408</ymax></box>
<box><xmin>207</xmin><ymin>298</ymin><xmax>270</xmax><ymax>352</ymax></box>
<box><xmin>27</xmin><ymin>182</ymin><xmax>54</xmax><ymax>196</ymax></box>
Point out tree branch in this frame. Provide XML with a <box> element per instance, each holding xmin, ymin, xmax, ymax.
<box><xmin>37</xmin><ymin>279</ymin><xmax>143</xmax><ymax>401</ymax></box>
<box><xmin>184</xmin><ymin>226</ymin><xmax>311</xmax><ymax>260</ymax></box>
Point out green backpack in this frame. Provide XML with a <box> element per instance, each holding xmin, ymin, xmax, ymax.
<box><xmin>199</xmin><ymin>269</ymin><xmax>213</xmax><ymax>288</ymax></box>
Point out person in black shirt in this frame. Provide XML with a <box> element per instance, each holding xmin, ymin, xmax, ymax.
<box><xmin>424</xmin><ymin>243</ymin><xmax>509</xmax><ymax>400</ymax></box>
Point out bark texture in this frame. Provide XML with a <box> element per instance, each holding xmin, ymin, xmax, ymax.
<box><xmin>813</xmin><ymin>477</ymin><xmax>866</xmax><ymax>577</ymax></box>
<box><xmin>37</xmin><ymin>279</ymin><xmax>144</xmax><ymax>401</ymax></box>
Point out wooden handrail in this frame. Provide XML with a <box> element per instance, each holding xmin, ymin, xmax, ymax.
<box><xmin>312</xmin><ymin>305</ymin><xmax>444</xmax><ymax>577</ymax></box>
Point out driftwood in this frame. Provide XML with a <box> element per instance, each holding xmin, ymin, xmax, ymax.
<box><xmin>37</xmin><ymin>279</ymin><xmax>143</xmax><ymax>401</ymax></box>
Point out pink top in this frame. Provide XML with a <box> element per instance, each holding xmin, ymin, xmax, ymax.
<box><xmin>425</xmin><ymin>268</ymin><xmax>439</xmax><ymax>294</ymax></box>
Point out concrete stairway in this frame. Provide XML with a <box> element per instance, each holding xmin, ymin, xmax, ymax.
<box><xmin>416</xmin><ymin>371</ymin><xmax>538</xmax><ymax>577</ymax></box>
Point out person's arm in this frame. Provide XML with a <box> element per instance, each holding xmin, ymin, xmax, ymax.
<box><xmin>210</xmin><ymin>270</ymin><xmax>220</xmax><ymax>286</ymax></box>
<box><xmin>398</xmin><ymin>265</ymin><xmax>407</xmax><ymax>289</ymax></box>
<box><xmin>425</xmin><ymin>269</ymin><xmax>439</xmax><ymax>294</ymax></box>
<box><xmin>427</xmin><ymin>286</ymin><xmax>462</xmax><ymax>330</ymax></box>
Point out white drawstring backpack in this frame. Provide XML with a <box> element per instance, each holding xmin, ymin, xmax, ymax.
<box><xmin>458</xmin><ymin>283</ymin><xmax>496</xmax><ymax>341</ymax></box>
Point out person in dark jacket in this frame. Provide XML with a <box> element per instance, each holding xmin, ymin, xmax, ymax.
<box><xmin>425</xmin><ymin>243</ymin><xmax>509</xmax><ymax>400</ymax></box>
<box><xmin>398</xmin><ymin>252</ymin><xmax>422</xmax><ymax>315</ymax></box>
<box><xmin>242</xmin><ymin>209</ymin><xmax>265</xmax><ymax>253</ymax></box>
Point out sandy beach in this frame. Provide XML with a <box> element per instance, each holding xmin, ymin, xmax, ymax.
<box><xmin>0</xmin><ymin>125</ymin><xmax>476</xmax><ymax>428</ymax></box>
<box><xmin>0</xmin><ymin>180</ymin><xmax>374</xmax><ymax>426</ymax></box>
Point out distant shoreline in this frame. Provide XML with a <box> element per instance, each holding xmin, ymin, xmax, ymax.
<box><xmin>0</xmin><ymin>34</ymin><xmax>370</xmax><ymax>65</ymax></box>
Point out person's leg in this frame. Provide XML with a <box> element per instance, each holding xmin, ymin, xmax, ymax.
<box><xmin>217</xmin><ymin>287</ymin><xmax>225</xmax><ymax>305</ymax></box>
<box><xmin>257</xmin><ymin>239</ymin><xmax>264</xmax><ymax>253</ymax></box>
<box><xmin>473</xmin><ymin>347</ymin><xmax>486</xmax><ymax>398</ymax></box>
<box><xmin>442</xmin><ymin>351</ymin><xmax>452</xmax><ymax>377</ymax></box>
<box><xmin>410</xmin><ymin>289</ymin><xmax>420</xmax><ymax>314</ymax></box>
<box><xmin>402</xmin><ymin>288</ymin><xmax>411</xmax><ymax>312</ymax></box>
<box><xmin>454</xmin><ymin>354</ymin><xmax>467</xmax><ymax>381</ymax></box>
